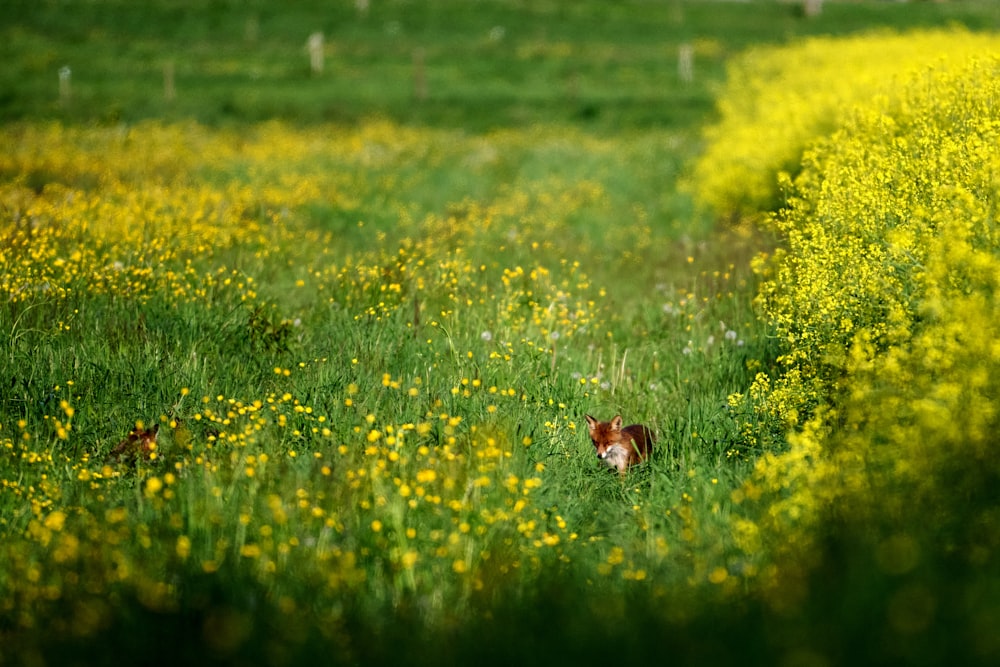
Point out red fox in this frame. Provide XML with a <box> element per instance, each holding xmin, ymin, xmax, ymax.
<box><xmin>108</xmin><ymin>423</ymin><xmax>159</xmax><ymax>463</ymax></box>
<box><xmin>585</xmin><ymin>414</ymin><xmax>655</xmax><ymax>474</ymax></box>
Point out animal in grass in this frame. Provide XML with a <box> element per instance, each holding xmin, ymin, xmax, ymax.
<box><xmin>108</xmin><ymin>423</ymin><xmax>159</xmax><ymax>463</ymax></box>
<box><xmin>584</xmin><ymin>415</ymin><xmax>655</xmax><ymax>474</ymax></box>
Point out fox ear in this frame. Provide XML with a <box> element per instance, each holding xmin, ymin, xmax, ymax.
<box><xmin>585</xmin><ymin>415</ymin><xmax>598</xmax><ymax>431</ymax></box>
<box><xmin>611</xmin><ymin>415</ymin><xmax>623</xmax><ymax>430</ymax></box>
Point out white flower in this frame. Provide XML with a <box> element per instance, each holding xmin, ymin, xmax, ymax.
<box><xmin>480</xmin><ymin>330</ymin><xmax>493</xmax><ymax>342</ymax></box>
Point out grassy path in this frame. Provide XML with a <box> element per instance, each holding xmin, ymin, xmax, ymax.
<box><xmin>0</xmin><ymin>119</ymin><xmax>776</xmax><ymax>663</ymax></box>
<box><xmin>4</xmin><ymin>1</ymin><xmax>996</xmax><ymax>663</ymax></box>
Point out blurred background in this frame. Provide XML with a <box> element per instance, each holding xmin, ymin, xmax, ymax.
<box><xmin>4</xmin><ymin>0</ymin><xmax>999</xmax><ymax>131</ymax></box>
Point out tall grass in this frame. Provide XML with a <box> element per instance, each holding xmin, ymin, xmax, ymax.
<box><xmin>4</xmin><ymin>2</ymin><xmax>1000</xmax><ymax>665</ymax></box>
<box><xmin>0</xmin><ymin>120</ymin><xmax>774</xmax><ymax>664</ymax></box>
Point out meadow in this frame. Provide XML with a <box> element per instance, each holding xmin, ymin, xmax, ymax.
<box><xmin>3</xmin><ymin>1</ymin><xmax>1000</xmax><ymax>666</ymax></box>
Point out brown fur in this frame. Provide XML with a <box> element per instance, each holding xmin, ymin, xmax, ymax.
<box><xmin>585</xmin><ymin>415</ymin><xmax>655</xmax><ymax>475</ymax></box>
<box><xmin>108</xmin><ymin>424</ymin><xmax>159</xmax><ymax>463</ymax></box>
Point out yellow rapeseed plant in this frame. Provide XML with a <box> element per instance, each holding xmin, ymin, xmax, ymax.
<box><xmin>690</xmin><ymin>29</ymin><xmax>1000</xmax><ymax>218</ymax></box>
<box><xmin>715</xmin><ymin>50</ymin><xmax>1000</xmax><ymax>610</ymax></box>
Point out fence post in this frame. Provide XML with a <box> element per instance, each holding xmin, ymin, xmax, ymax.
<box><xmin>245</xmin><ymin>15</ymin><xmax>259</xmax><ymax>43</ymax></box>
<box><xmin>164</xmin><ymin>60</ymin><xmax>176</xmax><ymax>102</ymax></box>
<box><xmin>413</xmin><ymin>48</ymin><xmax>427</xmax><ymax>102</ymax></box>
<box><xmin>678</xmin><ymin>43</ymin><xmax>694</xmax><ymax>84</ymax></box>
<box><xmin>307</xmin><ymin>32</ymin><xmax>324</xmax><ymax>75</ymax></box>
<box><xmin>804</xmin><ymin>0</ymin><xmax>823</xmax><ymax>17</ymax></box>
<box><xmin>59</xmin><ymin>66</ymin><xmax>72</xmax><ymax>105</ymax></box>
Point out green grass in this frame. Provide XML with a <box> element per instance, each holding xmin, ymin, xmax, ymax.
<box><xmin>4</xmin><ymin>0</ymin><xmax>999</xmax><ymax>129</ymax></box>
<box><xmin>2</xmin><ymin>2</ymin><xmax>999</xmax><ymax>666</ymax></box>
<box><xmin>0</xmin><ymin>118</ymin><xmax>777</xmax><ymax>665</ymax></box>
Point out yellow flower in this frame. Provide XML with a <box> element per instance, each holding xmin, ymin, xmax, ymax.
<box><xmin>708</xmin><ymin>567</ymin><xmax>729</xmax><ymax>584</ymax></box>
<box><xmin>241</xmin><ymin>544</ymin><xmax>262</xmax><ymax>558</ymax></box>
<box><xmin>606</xmin><ymin>546</ymin><xmax>624</xmax><ymax>566</ymax></box>
<box><xmin>44</xmin><ymin>510</ymin><xmax>67</xmax><ymax>531</ymax></box>
<box><xmin>176</xmin><ymin>535</ymin><xmax>192</xmax><ymax>560</ymax></box>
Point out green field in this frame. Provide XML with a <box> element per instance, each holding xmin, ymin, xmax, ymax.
<box><xmin>3</xmin><ymin>2</ymin><xmax>1000</xmax><ymax>666</ymax></box>
<box><xmin>5</xmin><ymin>0</ymin><xmax>1000</xmax><ymax>129</ymax></box>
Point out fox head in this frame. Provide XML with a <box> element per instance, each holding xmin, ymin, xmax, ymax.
<box><xmin>585</xmin><ymin>414</ymin><xmax>631</xmax><ymax>471</ymax></box>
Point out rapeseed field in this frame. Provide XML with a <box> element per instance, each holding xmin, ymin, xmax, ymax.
<box><xmin>3</xmin><ymin>18</ymin><xmax>1000</xmax><ymax>667</ymax></box>
<box><xmin>698</xmin><ymin>31</ymin><xmax>1000</xmax><ymax>664</ymax></box>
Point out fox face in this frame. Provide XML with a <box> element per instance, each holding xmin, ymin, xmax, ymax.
<box><xmin>585</xmin><ymin>414</ymin><xmax>654</xmax><ymax>474</ymax></box>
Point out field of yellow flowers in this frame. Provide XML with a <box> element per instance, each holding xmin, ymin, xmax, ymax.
<box><xmin>1</xmin><ymin>118</ymin><xmax>770</xmax><ymax>664</ymax></box>
<box><xmin>4</xmin><ymin>23</ymin><xmax>1000</xmax><ymax>667</ymax></box>
<box><xmin>697</xmin><ymin>29</ymin><xmax>1000</xmax><ymax>664</ymax></box>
